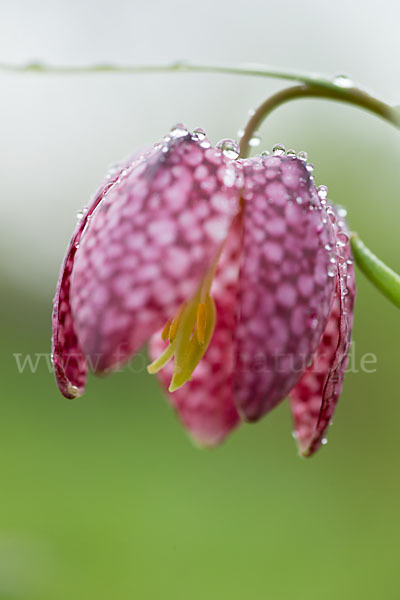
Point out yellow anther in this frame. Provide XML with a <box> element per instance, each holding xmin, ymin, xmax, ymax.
<box><xmin>161</xmin><ymin>319</ymin><xmax>172</xmax><ymax>342</ymax></box>
<box><xmin>196</xmin><ymin>302</ymin><xmax>207</xmax><ymax>345</ymax></box>
<box><xmin>168</xmin><ymin>303</ymin><xmax>186</xmax><ymax>342</ymax></box>
<box><xmin>169</xmin><ymin>295</ymin><xmax>216</xmax><ymax>392</ymax></box>
<box><xmin>147</xmin><ymin>249</ymin><xmax>222</xmax><ymax>390</ymax></box>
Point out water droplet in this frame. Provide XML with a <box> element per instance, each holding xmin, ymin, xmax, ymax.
<box><xmin>216</xmin><ymin>138</ymin><xmax>240</xmax><ymax>160</ymax></box>
<box><xmin>170</xmin><ymin>123</ymin><xmax>189</xmax><ymax>138</ymax></box>
<box><xmin>192</xmin><ymin>127</ymin><xmax>206</xmax><ymax>141</ymax></box>
<box><xmin>261</xmin><ymin>150</ymin><xmax>270</xmax><ymax>157</ymax></box>
<box><xmin>291</xmin><ymin>430</ymin><xmax>298</xmax><ymax>440</ymax></box>
<box><xmin>237</xmin><ymin>128</ymin><xmax>245</xmax><ymax>138</ymax></box>
<box><xmin>337</xmin><ymin>232</ymin><xmax>349</xmax><ymax>247</ymax></box>
<box><xmin>248</xmin><ymin>107</ymin><xmax>256</xmax><ymax>116</ymax></box>
<box><xmin>273</xmin><ymin>143</ymin><xmax>286</xmax><ymax>156</ymax></box>
<box><xmin>306</xmin><ymin>163</ymin><xmax>314</xmax><ymax>173</ymax></box>
<box><xmin>297</xmin><ymin>150</ymin><xmax>308</xmax><ymax>161</ymax></box>
<box><xmin>333</xmin><ymin>74</ymin><xmax>353</xmax><ymax>88</ymax></box>
<box><xmin>200</xmin><ymin>139</ymin><xmax>211</xmax><ymax>149</ymax></box>
<box><xmin>327</xmin><ymin>265</ymin><xmax>336</xmax><ymax>277</ymax></box>
<box><xmin>296</xmin><ymin>196</ymin><xmax>303</xmax><ymax>204</ymax></box>
<box><xmin>74</xmin><ymin>241</ymin><xmax>80</xmax><ymax>249</ymax></box>
<box><xmin>325</xmin><ymin>243</ymin><xmax>332</xmax><ymax>251</ymax></box>
<box><xmin>346</xmin><ymin>258</ymin><xmax>353</xmax><ymax>266</ymax></box>
<box><xmin>326</xmin><ymin>207</ymin><xmax>336</xmax><ymax>223</ymax></box>
<box><xmin>337</xmin><ymin>206</ymin><xmax>348</xmax><ymax>218</ymax></box>
<box><xmin>286</xmin><ymin>148</ymin><xmax>296</xmax><ymax>157</ymax></box>
<box><xmin>321</xmin><ymin>437</ymin><xmax>328</xmax><ymax>445</ymax></box>
<box><xmin>317</xmin><ymin>185</ymin><xmax>328</xmax><ymax>199</ymax></box>
<box><xmin>76</xmin><ymin>207</ymin><xmax>88</xmax><ymax>222</ymax></box>
<box><xmin>249</xmin><ymin>133</ymin><xmax>261</xmax><ymax>147</ymax></box>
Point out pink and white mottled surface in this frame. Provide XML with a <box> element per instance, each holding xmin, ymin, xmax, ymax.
<box><xmin>52</xmin><ymin>128</ymin><xmax>355</xmax><ymax>456</ymax></box>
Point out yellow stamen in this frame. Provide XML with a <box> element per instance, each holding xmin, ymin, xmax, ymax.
<box><xmin>147</xmin><ymin>340</ymin><xmax>176</xmax><ymax>374</ymax></box>
<box><xmin>161</xmin><ymin>319</ymin><xmax>172</xmax><ymax>342</ymax></box>
<box><xmin>196</xmin><ymin>302</ymin><xmax>207</xmax><ymax>345</ymax></box>
<box><xmin>168</xmin><ymin>303</ymin><xmax>186</xmax><ymax>342</ymax></box>
<box><xmin>147</xmin><ymin>292</ymin><xmax>217</xmax><ymax>390</ymax></box>
<box><xmin>147</xmin><ymin>240</ymin><xmax>226</xmax><ymax>391</ymax></box>
<box><xmin>169</xmin><ymin>295</ymin><xmax>216</xmax><ymax>392</ymax></box>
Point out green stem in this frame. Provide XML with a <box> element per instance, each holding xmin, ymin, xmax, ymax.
<box><xmin>239</xmin><ymin>84</ymin><xmax>399</xmax><ymax>157</ymax></box>
<box><xmin>351</xmin><ymin>235</ymin><xmax>400</xmax><ymax>309</ymax></box>
<box><xmin>0</xmin><ymin>60</ymin><xmax>343</xmax><ymax>89</ymax></box>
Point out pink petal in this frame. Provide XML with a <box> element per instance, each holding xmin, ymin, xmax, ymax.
<box><xmin>148</xmin><ymin>218</ymin><xmax>242</xmax><ymax>446</ymax></box>
<box><xmin>70</xmin><ymin>133</ymin><xmax>241</xmax><ymax>373</ymax></box>
<box><xmin>290</xmin><ymin>207</ymin><xmax>356</xmax><ymax>456</ymax></box>
<box><xmin>52</xmin><ymin>165</ymin><xmax>130</xmax><ymax>398</ymax></box>
<box><xmin>234</xmin><ymin>155</ymin><xmax>337</xmax><ymax>421</ymax></box>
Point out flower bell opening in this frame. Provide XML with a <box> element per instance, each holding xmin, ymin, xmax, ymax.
<box><xmin>147</xmin><ymin>292</ymin><xmax>216</xmax><ymax>392</ymax></box>
<box><xmin>147</xmin><ymin>238</ymin><xmax>225</xmax><ymax>392</ymax></box>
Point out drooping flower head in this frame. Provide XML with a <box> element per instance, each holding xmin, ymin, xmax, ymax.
<box><xmin>52</xmin><ymin>125</ymin><xmax>355</xmax><ymax>456</ymax></box>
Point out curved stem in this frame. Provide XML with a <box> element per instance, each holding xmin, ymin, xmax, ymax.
<box><xmin>0</xmin><ymin>60</ymin><xmax>341</xmax><ymax>89</ymax></box>
<box><xmin>350</xmin><ymin>234</ymin><xmax>400</xmax><ymax>309</ymax></box>
<box><xmin>239</xmin><ymin>84</ymin><xmax>400</xmax><ymax>157</ymax></box>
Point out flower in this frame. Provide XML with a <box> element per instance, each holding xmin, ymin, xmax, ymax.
<box><xmin>52</xmin><ymin>126</ymin><xmax>355</xmax><ymax>456</ymax></box>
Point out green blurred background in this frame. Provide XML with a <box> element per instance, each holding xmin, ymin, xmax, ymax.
<box><xmin>1</xmin><ymin>1</ymin><xmax>400</xmax><ymax>598</ymax></box>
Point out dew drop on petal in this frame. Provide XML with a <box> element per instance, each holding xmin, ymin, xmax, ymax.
<box><xmin>317</xmin><ymin>185</ymin><xmax>328</xmax><ymax>199</ymax></box>
<box><xmin>76</xmin><ymin>206</ymin><xmax>88</xmax><ymax>222</ymax></box>
<box><xmin>192</xmin><ymin>127</ymin><xmax>206</xmax><ymax>141</ymax></box>
<box><xmin>216</xmin><ymin>138</ymin><xmax>240</xmax><ymax>160</ymax></box>
<box><xmin>326</xmin><ymin>206</ymin><xmax>336</xmax><ymax>223</ymax></box>
<box><xmin>336</xmin><ymin>231</ymin><xmax>349</xmax><ymax>247</ymax></box>
<box><xmin>261</xmin><ymin>150</ymin><xmax>270</xmax><ymax>157</ymax></box>
<box><xmin>273</xmin><ymin>143</ymin><xmax>286</xmax><ymax>156</ymax></box>
<box><xmin>321</xmin><ymin>437</ymin><xmax>328</xmax><ymax>445</ymax></box>
<box><xmin>327</xmin><ymin>265</ymin><xmax>336</xmax><ymax>277</ymax></box>
<box><xmin>170</xmin><ymin>123</ymin><xmax>189</xmax><ymax>138</ymax></box>
<box><xmin>286</xmin><ymin>148</ymin><xmax>296</xmax><ymax>157</ymax></box>
<box><xmin>297</xmin><ymin>150</ymin><xmax>308</xmax><ymax>161</ymax></box>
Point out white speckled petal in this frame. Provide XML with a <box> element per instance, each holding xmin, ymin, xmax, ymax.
<box><xmin>70</xmin><ymin>135</ymin><xmax>241</xmax><ymax>373</ymax></box>
<box><xmin>234</xmin><ymin>155</ymin><xmax>337</xmax><ymax>421</ymax></box>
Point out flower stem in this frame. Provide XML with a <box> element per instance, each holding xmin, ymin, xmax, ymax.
<box><xmin>350</xmin><ymin>234</ymin><xmax>400</xmax><ymax>309</ymax></box>
<box><xmin>239</xmin><ymin>84</ymin><xmax>400</xmax><ymax>157</ymax></box>
<box><xmin>0</xmin><ymin>60</ymin><xmax>346</xmax><ymax>88</ymax></box>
